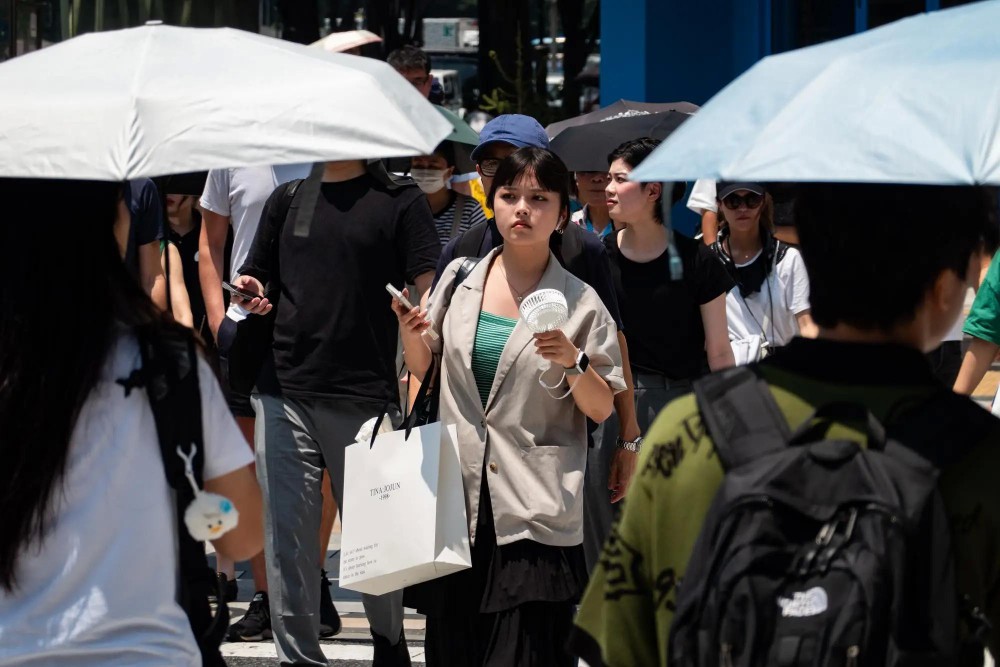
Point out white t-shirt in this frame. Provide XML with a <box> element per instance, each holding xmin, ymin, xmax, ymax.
<box><xmin>0</xmin><ymin>333</ymin><xmax>253</xmax><ymax>667</ymax></box>
<box><xmin>727</xmin><ymin>246</ymin><xmax>811</xmax><ymax>365</ymax></box>
<box><xmin>687</xmin><ymin>178</ymin><xmax>718</xmax><ymax>214</ymax></box>
<box><xmin>199</xmin><ymin>164</ymin><xmax>311</xmax><ymax>281</ymax></box>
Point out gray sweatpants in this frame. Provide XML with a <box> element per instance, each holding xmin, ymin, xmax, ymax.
<box><xmin>252</xmin><ymin>393</ymin><xmax>404</xmax><ymax>666</ymax></box>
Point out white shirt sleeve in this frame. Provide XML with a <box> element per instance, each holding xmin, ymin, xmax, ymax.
<box><xmin>687</xmin><ymin>179</ymin><xmax>718</xmax><ymax>214</ymax></box>
<box><xmin>199</xmin><ymin>168</ymin><xmax>232</xmax><ymax>218</ymax></box>
<box><xmin>197</xmin><ymin>355</ymin><xmax>253</xmax><ymax>481</ymax></box>
<box><xmin>782</xmin><ymin>247</ymin><xmax>812</xmax><ymax>315</ymax></box>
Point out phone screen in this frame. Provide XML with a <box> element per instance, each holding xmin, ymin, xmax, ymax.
<box><xmin>223</xmin><ymin>281</ymin><xmax>260</xmax><ymax>301</ymax></box>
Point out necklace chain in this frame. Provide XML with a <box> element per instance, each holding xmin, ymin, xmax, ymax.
<box><xmin>499</xmin><ymin>260</ymin><xmax>541</xmax><ymax>303</ymax></box>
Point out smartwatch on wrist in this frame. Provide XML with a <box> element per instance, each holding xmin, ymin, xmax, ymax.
<box><xmin>617</xmin><ymin>436</ymin><xmax>643</xmax><ymax>452</ymax></box>
<box><xmin>564</xmin><ymin>350</ymin><xmax>590</xmax><ymax>376</ymax></box>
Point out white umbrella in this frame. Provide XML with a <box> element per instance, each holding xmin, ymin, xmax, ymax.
<box><xmin>0</xmin><ymin>23</ymin><xmax>452</xmax><ymax>181</ymax></box>
<box><xmin>311</xmin><ymin>30</ymin><xmax>382</xmax><ymax>53</ymax></box>
<box><xmin>630</xmin><ymin>1</ymin><xmax>1000</xmax><ymax>185</ymax></box>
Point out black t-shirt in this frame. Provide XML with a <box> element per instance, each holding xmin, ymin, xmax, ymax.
<box><xmin>605</xmin><ymin>231</ymin><xmax>733</xmax><ymax>380</ymax></box>
<box><xmin>124</xmin><ymin>178</ymin><xmax>164</xmax><ymax>278</ymax></box>
<box><xmin>433</xmin><ymin>218</ymin><xmax>624</xmax><ymax>330</ymax></box>
<box><xmin>240</xmin><ymin>174</ymin><xmax>440</xmax><ymax>403</ymax></box>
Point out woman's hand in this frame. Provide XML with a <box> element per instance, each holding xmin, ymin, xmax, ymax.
<box><xmin>533</xmin><ymin>329</ymin><xmax>579</xmax><ymax>368</ymax></box>
<box><xmin>232</xmin><ymin>275</ymin><xmax>272</xmax><ymax>316</ymax></box>
<box><xmin>390</xmin><ymin>287</ymin><xmax>431</xmax><ymax>338</ymax></box>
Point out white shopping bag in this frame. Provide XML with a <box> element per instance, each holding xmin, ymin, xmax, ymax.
<box><xmin>339</xmin><ymin>420</ymin><xmax>471</xmax><ymax>595</ymax></box>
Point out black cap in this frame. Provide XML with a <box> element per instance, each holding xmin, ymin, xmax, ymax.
<box><xmin>717</xmin><ymin>181</ymin><xmax>766</xmax><ymax>200</ymax></box>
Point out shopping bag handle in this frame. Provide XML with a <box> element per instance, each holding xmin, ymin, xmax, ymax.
<box><xmin>369</xmin><ymin>356</ymin><xmax>440</xmax><ymax>448</ymax></box>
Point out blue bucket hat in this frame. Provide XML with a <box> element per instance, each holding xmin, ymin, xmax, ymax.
<box><xmin>470</xmin><ymin>114</ymin><xmax>550</xmax><ymax>162</ymax></box>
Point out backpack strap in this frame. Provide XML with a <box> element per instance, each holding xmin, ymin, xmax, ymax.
<box><xmin>453</xmin><ymin>256</ymin><xmax>479</xmax><ymax>292</ymax></box>
<box><xmin>692</xmin><ymin>366</ymin><xmax>791</xmax><ymax>471</ymax></box>
<box><xmin>291</xmin><ymin>163</ymin><xmax>324</xmax><ymax>238</ymax></box>
<box><xmin>137</xmin><ymin>325</ymin><xmax>228</xmax><ymax>667</ymax></box>
<box><xmin>450</xmin><ymin>192</ymin><xmax>471</xmax><ymax>240</ymax></box>
<box><xmin>455</xmin><ymin>219</ymin><xmax>490</xmax><ymax>257</ymax></box>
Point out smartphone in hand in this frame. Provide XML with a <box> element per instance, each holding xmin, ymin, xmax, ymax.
<box><xmin>222</xmin><ymin>281</ymin><xmax>262</xmax><ymax>302</ymax></box>
<box><xmin>386</xmin><ymin>284</ymin><xmax>438</xmax><ymax>340</ymax></box>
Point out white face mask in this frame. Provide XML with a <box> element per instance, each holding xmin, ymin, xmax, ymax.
<box><xmin>410</xmin><ymin>168</ymin><xmax>449</xmax><ymax>194</ymax></box>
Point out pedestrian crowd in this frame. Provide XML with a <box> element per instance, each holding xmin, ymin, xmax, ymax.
<box><xmin>1</xmin><ymin>40</ymin><xmax>998</xmax><ymax>667</ymax></box>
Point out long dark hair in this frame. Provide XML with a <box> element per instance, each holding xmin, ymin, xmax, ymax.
<box><xmin>0</xmin><ymin>178</ymin><xmax>171</xmax><ymax>591</ymax></box>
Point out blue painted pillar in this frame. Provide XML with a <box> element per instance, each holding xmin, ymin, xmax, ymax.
<box><xmin>599</xmin><ymin>0</ymin><xmax>650</xmax><ymax>105</ymax></box>
<box><xmin>600</xmin><ymin>0</ymin><xmax>769</xmax><ymax>106</ymax></box>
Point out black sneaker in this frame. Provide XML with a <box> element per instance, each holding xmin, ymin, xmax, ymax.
<box><xmin>227</xmin><ymin>591</ymin><xmax>272</xmax><ymax>642</ymax></box>
<box><xmin>319</xmin><ymin>570</ymin><xmax>341</xmax><ymax>638</ymax></box>
<box><xmin>372</xmin><ymin>629</ymin><xmax>411</xmax><ymax>667</ymax></box>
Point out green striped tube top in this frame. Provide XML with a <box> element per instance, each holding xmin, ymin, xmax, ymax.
<box><xmin>471</xmin><ymin>311</ymin><xmax>518</xmax><ymax>407</ymax></box>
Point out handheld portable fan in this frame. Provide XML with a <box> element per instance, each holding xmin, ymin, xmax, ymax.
<box><xmin>519</xmin><ymin>289</ymin><xmax>569</xmax><ymax>332</ymax></box>
<box><xmin>519</xmin><ymin>289</ymin><xmax>569</xmax><ymax>372</ymax></box>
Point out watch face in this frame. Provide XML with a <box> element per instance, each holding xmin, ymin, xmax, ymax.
<box><xmin>578</xmin><ymin>352</ymin><xmax>590</xmax><ymax>373</ymax></box>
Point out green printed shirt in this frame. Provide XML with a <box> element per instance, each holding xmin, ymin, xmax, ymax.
<box><xmin>571</xmin><ymin>338</ymin><xmax>1000</xmax><ymax>667</ymax></box>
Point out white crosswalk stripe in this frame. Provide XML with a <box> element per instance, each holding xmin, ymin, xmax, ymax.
<box><xmin>221</xmin><ymin>641</ymin><xmax>426</xmax><ymax>662</ymax></box>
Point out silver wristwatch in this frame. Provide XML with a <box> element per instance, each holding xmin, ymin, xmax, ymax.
<box><xmin>564</xmin><ymin>350</ymin><xmax>590</xmax><ymax>376</ymax></box>
<box><xmin>617</xmin><ymin>436</ymin><xmax>643</xmax><ymax>452</ymax></box>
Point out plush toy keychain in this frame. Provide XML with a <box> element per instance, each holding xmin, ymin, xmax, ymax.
<box><xmin>176</xmin><ymin>445</ymin><xmax>239</xmax><ymax>541</ymax></box>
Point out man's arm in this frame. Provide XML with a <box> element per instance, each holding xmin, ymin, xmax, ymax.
<box><xmin>161</xmin><ymin>243</ymin><xmax>193</xmax><ymax>328</ymax></box>
<box><xmin>953</xmin><ymin>337</ymin><xmax>1000</xmax><ymax>395</ymax></box>
<box><xmin>796</xmin><ymin>310</ymin><xmax>819</xmax><ymax>339</ymax></box>
<box><xmin>701</xmin><ymin>294</ymin><xmax>736</xmax><ymax>370</ymax></box>
<box><xmin>199</xmin><ymin>209</ymin><xmax>232</xmax><ymax>340</ymax></box>
<box><xmin>609</xmin><ymin>331</ymin><xmax>640</xmax><ymax>503</ymax></box>
<box><xmin>700</xmin><ymin>209</ymin><xmax>719</xmax><ymax>245</ymax></box>
<box><xmin>413</xmin><ymin>270</ymin><xmax>435</xmax><ymax>301</ymax></box>
<box><xmin>139</xmin><ymin>241</ymin><xmax>168</xmax><ymax>310</ymax></box>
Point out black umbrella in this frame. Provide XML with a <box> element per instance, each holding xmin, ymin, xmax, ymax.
<box><xmin>549</xmin><ymin>110</ymin><xmax>690</xmax><ymax>172</ymax></box>
<box><xmin>546</xmin><ymin>99</ymin><xmax>698</xmax><ymax>138</ymax></box>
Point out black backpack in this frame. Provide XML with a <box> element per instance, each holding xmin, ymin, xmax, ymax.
<box><xmin>133</xmin><ymin>325</ymin><xmax>228</xmax><ymax>667</ymax></box>
<box><xmin>669</xmin><ymin>366</ymin><xmax>983</xmax><ymax>667</ymax></box>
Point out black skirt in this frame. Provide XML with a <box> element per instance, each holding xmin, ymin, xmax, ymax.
<box><xmin>407</xmin><ymin>473</ymin><xmax>587</xmax><ymax>666</ymax></box>
<box><xmin>404</xmin><ymin>472</ymin><xmax>588</xmax><ymax>615</ymax></box>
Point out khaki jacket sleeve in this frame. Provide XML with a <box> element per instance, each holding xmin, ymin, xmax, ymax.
<box><xmin>584</xmin><ymin>318</ymin><xmax>626</xmax><ymax>395</ymax></box>
<box><xmin>424</xmin><ymin>258</ymin><xmax>464</xmax><ymax>355</ymax></box>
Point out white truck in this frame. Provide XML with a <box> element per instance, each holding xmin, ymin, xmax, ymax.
<box><xmin>401</xmin><ymin>17</ymin><xmax>477</xmax><ymax>54</ymax></box>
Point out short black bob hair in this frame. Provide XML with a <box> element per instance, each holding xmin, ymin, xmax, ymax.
<box><xmin>387</xmin><ymin>45</ymin><xmax>431</xmax><ymax>74</ymax></box>
<box><xmin>795</xmin><ymin>183</ymin><xmax>996</xmax><ymax>331</ymax></box>
<box><xmin>606</xmin><ymin>137</ymin><xmax>685</xmax><ymax>219</ymax></box>
<box><xmin>431</xmin><ymin>141</ymin><xmax>456</xmax><ymax>168</ymax></box>
<box><xmin>607</xmin><ymin>136</ymin><xmax>661</xmax><ymax>171</ymax></box>
<box><xmin>487</xmin><ymin>147</ymin><xmax>572</xmax><ymax>215</ymax></box>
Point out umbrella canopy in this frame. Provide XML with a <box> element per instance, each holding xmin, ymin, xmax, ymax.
<box><xmin>631</xmin><ymin>2</ymin><xmax>1000</xmax><ymax>185</ymax></box>
<box><xmin>0</xmin><ymin>23</ymin><xmax>452</xmax><ymax>181</ymax></box>
<box><xmin>436</xmin><ymin>106</ymin><xmax>480</xmax><ymax>146</ymax></box>
<box><xmin>546</xmin><ymin>99</ymin><xmax>699</xmax><ymax>139</ymax></box>
<box><xmin>311</xmin><ymin>29</ymin><xmax>382</xmax><ymax>53</ymax></box>
<box><xmin>549</xmin><ymin>111</ymin><xmax>690</xmax><ymax>172</ymax></box>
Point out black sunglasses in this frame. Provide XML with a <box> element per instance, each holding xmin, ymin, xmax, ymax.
<box><xmin>721</xmin><ymin>192</ymin><xmax>764</xmax><ymax>210</ymax></box>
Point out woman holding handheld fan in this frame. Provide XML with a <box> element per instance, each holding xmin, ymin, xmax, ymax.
<box><xmin>389</xmin><ymin>147</ymin><xmax>625</xmax><ymax>666</ymax></box>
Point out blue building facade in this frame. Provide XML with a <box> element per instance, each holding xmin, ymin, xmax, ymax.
<box><xmin>600</xmin><ymin>0</ymin><xmax>975</xmax><ymax>107</ymax></box>
<box><xmin>600</xmin><ymin>0</ymin><xmax>977</xmax><ymax>235</ymax></box>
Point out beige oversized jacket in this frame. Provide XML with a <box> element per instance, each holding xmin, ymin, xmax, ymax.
<box><xmin>425</xmin><ymin>248</ymin><xmax>626</xmax><ymax>548</ymax></box>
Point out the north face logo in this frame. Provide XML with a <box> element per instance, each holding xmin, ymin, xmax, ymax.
<box><xmin>777</xmin><ymin>587</ymin><xmax>828</xmax><ymax>617</ymax></box>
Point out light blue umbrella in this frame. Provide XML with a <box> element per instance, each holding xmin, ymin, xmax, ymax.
<box><xmin>631</xmin><ymin>1</ymin><xmax>1000</xmax><ymax>185</ymax></box>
